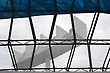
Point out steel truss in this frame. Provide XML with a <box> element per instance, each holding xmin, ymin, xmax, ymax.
<box><xmin>0</xmin><ymin>2</ymin><xmax>110</xmax><ymax>71</ymax></box>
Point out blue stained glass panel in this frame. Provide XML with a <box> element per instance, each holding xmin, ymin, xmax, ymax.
<box><xmin>0</xmin><ymin>0</ymin><xmax>110</xmax><ymax>19</ymax></box>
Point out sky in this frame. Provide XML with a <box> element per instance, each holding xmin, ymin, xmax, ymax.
<box><xmin>0</xmin><ymin>13</ymin><xmax>110</xmax><ymax>69</ymax></box>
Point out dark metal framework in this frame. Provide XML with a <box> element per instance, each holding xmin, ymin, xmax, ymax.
<box><xmin>0</xmin><ymin>12</ymin><xmax>109</xmax><ymax>72</ymax></box>
<box><xmin>0</xmin><ymin>1</ymin><xmax>110</xmax><ymax>72</ymax></box>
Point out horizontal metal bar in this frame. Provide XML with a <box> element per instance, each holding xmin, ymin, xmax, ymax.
<box><xmin>0</xmin><ymin>43</ymin><xmax>110</xmax><ymax>46</ymax></box>
<box><xmin>0</xmin><ymin>67</ymin><xmax>110</xmax><ymax>71</ymax></box>
<box><xmin>0</xmin><ymin>39</ymin><xmax>110</xmax><ymax>41</ymax></box>
<box><xmin>0</xmin><ymin>39</ymin><xmax>110</xmax><ymax>42</ymax></box>
<box><xmin>0</xmin><ymin>39</ymin><xmax>109</xmax><ymax>46</ymax></box>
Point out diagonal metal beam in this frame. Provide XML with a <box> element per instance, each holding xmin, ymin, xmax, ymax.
<box><xmin>105</xmin><ymin>58</ymin><xmax>110</xmax><ymax>71</ymax></box>
<box><xmin>66</xmin><ymin>14</ymin><xmax>77</xmax><ymax>71</ymax></box>
<box><xmin>67</xmin><ymin>45</ymin><xmax>76</xmax><ymax>71</ymax></box>
<box><xmin>66</xmin><ymin>45</ymin><xmax>75</xmax><ymax>70</ymax></box>
<box><xmin>7</xmin><ymin>45</ymin><xmax>16</xmax><ymax>69</ymax></box>
<box><xmin>87</xmin><ymin>13</ymin><xmax>100</xmax><ymax>72</ymax></box>
<box><xmin>27</xmin><ymin>0</ymin><xmax>37</xmax><ymax>70</ymax></box>
<box><xmin>87</xmin><ymin>13</ymin><xmax>97</xmax><ymax>39</ymax></box>
<box><xmin>68</xmin><ymin>14</ymin><xmax>77</xmax><ymax>69</ymax></box>
<box><xmin>7</xmin><ymin>17</ymin><xmax>15</xmax><ymax>69</ymax></box>
<box><xmin>87</xmin><ymin>44</ymin><xmax>92</xmax><ymax>72</ymax></box>
<box><xmin>49</xmin><ymin>14</ymin><xmax>57</xmax><ymax>72</ymax></box>
<box><xmin>70</xmin><ymin>14</ymin><xmax>76</xmax><ymax>45</ymax></box>
<box><xmin>102</xmin><ymin>47</ymin><xmax>110</xmax><ymax>71</ymax></box>
<box><xmin>29</xmin><ymin>16</ymin><xmax>37</xmax><ymax>69</ymax></box>
<box><xmin>8</xmin><ymin>43</ymin><xmax>18</xmax><ymax>69</ymax></box>
<box><xmin>7</xmin><ymin>0</ymin><xmax>18</xmax><ymax>70</ymax></box>
<box><xmin>87</xmin><ymin>13</ymin><xmax>97</xmax><ymax>71</ymax></box>
<box><xmin>89</xmin><ymin>13</ymin><xmax>100</xmax><ymax>43</ymax></box>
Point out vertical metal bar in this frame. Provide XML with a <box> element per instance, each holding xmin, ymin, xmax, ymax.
<box><xmin>7</xmin><ymin>0</ymin><xmax>18</xmax><ymax>70</ymax></box>
<box><xmin>8</xmin><ymin>44</ymin><xmax>16</xmax><ymax>69</ymax></box>
<box><xmin>8</xmin><ymin>43</ymin><xmax>18</xmax><ymax>69</ymax></box>
<box><xmin>66</xmin><ymin>14</ymin><xmax>76</xmax><ymax>71</ymax></box>
<box><xmin>66</xmin><ymin>45</ymin><xmax>74</xmax><ymax>69</ymax></box>
<box><xmin>87</xmin><ymin>13</ymin><xmax>100</xmax><ymax>72</ymax></box>
<box><xmin>68</xmin><ymin>13</ymin><xmax>77</xmax><ymax>68</ymax></box>
<box><xmin>7</xmin><ymin>16</ymin><xmax>15</xmax><ymax>68</ymax></box>
<box><xmin>87</xmin><ymin>13</ymin><xmax>97</xmax><ymax>39</ymax></box>
<box><xmin>87</xmin><ymin>44</ymin><xmax>92</xmax><ymax>72</ymax></box>
<box><xmin>89</xmin><ymin>13</ymin><xmax>100</xmax><ymax>43</ymax></box>
<box><xmin>87</xmin><ymin>13</ymin><xmax>97</xmax><ymax>71</ymax></box>
<box><xmin>29</xmin><ymin>16</ymin><xmax>37</xmax><ymax>69</ymax></box>
<box><xmin>27</xmin><ymin>0</ymin><xmax>37</xmax><ymax>70</ymax></box>
<box><xmin>68</xmin><ymin>45</ymin><xmax>76</xmax><ymax>69</ymax></box>
<box><xmin>70</xmin><ymin>14</ymin><xmax>76</xmax><ymax>45</ymax></box>
<box><xmin>49</xmin><ymin>14</ymin><xmax>57</xmax><ymax>72</ymax></box>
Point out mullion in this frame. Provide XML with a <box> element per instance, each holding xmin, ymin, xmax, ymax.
<box><xmin>7</xmin><ymin>0</ymin><xmax>18</xmax><ymax>70</ymax></box>
<box><xmin>87</xmin><ymin>13</ymin><xmax>97</xmax><ymax>71</ymax></box>
<box><xmin>49</xmin><ymin>14</ymin><xmax>57</xmax><ymax>72</ymax></box>
<box><xmin>29</xmin><ymin>16</ymin><xmax>37</xmax><ymax>70</ymax></box>
<box><xmin>66</xmin><ymin>14</ymin><xmax>76</xmax><ymax>71</ymax></box>
<box><xmin>27</xmin><ymin>0</ymin><xmax>37</xmax><ymax>70</ymax></box>
<box><xmin>87</xmin><ymin>13</ymin><xmax>100</xmax><ymax>72</ymax></box>
<box><xmin>67</xmin><ymin>14</ymin><xmax>77</xmax><ymax>70</ymax></box>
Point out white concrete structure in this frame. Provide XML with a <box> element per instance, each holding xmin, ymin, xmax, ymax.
<box><xmin>14</xmin><ymin>16</ymin><xmax>87</xmax><ymax>68</ymax></box>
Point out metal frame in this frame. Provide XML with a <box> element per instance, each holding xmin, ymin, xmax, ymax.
<box><xmin>48</xmin><ymin>14</ymin><xmax>57</xmax><ymax>72</ymax></box>
<box><xmin>0</xmin><ymin>5</ymin><xmax>110</xmax><ymax>72</ymax></box>
<box><xmin>7</xmin><ymin>0</ymin><xmax>18</xmax><ymax>70</ymax></box>
<box><xmin>66</xmin><ymin>14</ymin><xmax>77</xmax><ymax>71</ymax></box>
<box><xmin>0</xmin><ymin>39</ymin><xmax>110</xmax><ymax>46</ymax></box>
<box><xmin>86</xmin><ymin>12</ymin><xmax>100</xmax><ymax>72</ymax></box>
